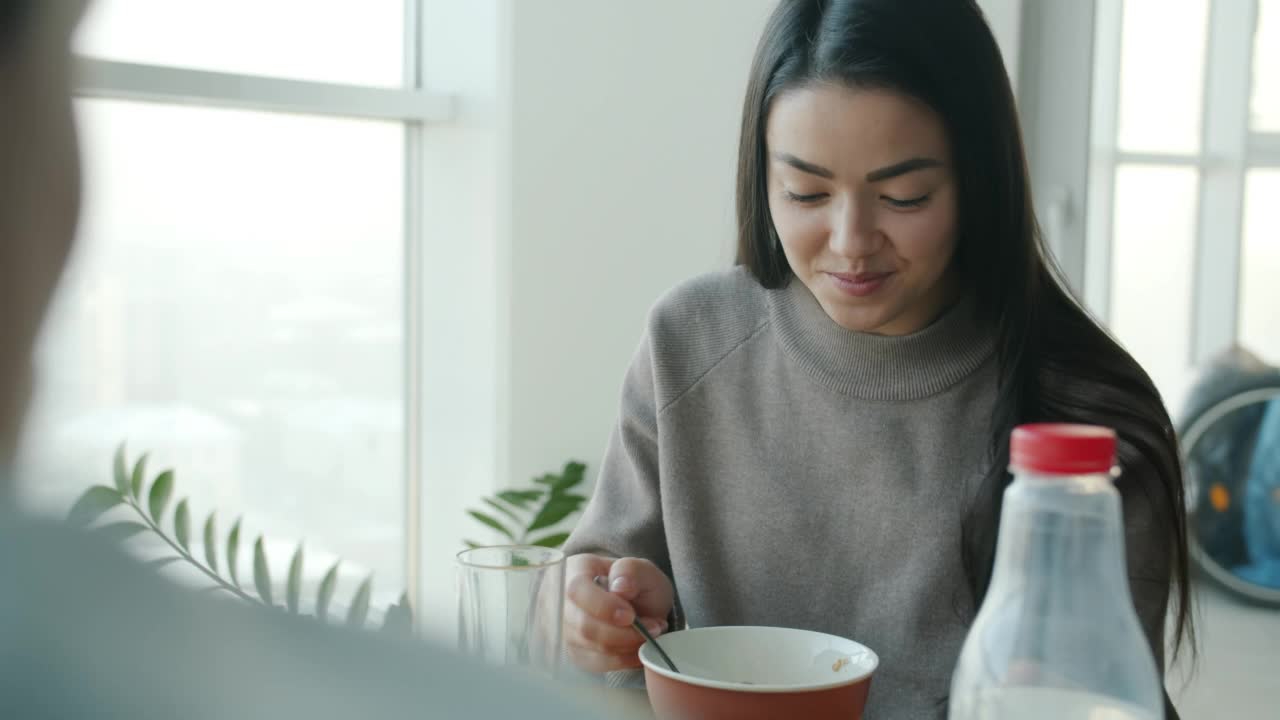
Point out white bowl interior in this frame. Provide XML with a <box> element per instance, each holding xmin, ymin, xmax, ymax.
<box><xmin>639</xmin><ymin>626</ymin><xmax>878</xmax><ymax>692</ymax></box>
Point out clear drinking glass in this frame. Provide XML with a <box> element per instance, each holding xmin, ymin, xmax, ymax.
<box><xmin>457</xmin><ymin>546</ymin><xmax>566</xmax><ymax>676</ymax></box>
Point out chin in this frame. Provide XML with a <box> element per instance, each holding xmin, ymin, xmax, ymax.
<box><xmin>822</xmin><ymin>299</ymin><xmax>897</xmax><ymax>334</ymax></box>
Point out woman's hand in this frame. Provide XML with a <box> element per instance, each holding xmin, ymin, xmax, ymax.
<box><xmin>564</xmin><ymin>553</ymin><xmax>675</xmax><ymax>673</ymax></box>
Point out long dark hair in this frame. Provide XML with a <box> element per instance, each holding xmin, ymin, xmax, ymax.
<box><xmin>735</xmin><ymin>0</ymin><xmax>1194</xmax><ymax>661</ymax></box>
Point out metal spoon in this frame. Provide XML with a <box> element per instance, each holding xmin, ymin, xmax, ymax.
<box><xmin>593</xmin><ymin>575</ymin><xmax>680</xmax><ymax>673</ymax></box>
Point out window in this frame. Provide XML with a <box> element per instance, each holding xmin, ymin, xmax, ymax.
<box><xmin>13</xmin><ymin>1</ymin><xmax>486</xmax><ymax>623</ymax></box>
<box><xmin>25</xmin><ymin>98</ymin><xmax>406</xmax><ymax>598</ymax></box>
<box><xmin>1241</xmin><ymin>0</ymin><xmax>1280</xmax><ymax>362</ymax></box>
<box><xmin>1113</xmin><ymin>0</ymin><xmax>1209</xmax><ymax>155</ymax></box>
<box><xmin>75</xmin><ymin>0</ymin><xmax>405</xmax><ymax>87</ymax></box>
<box><xmin>1088</xmin><ymin>0</ymin><xmax>1280</xmax><ymax>415</ymax></box>
<box><xmin>1240</xmin><ymin>169</ymin><xmax>1280</xmax><ymax>361</ymax></box>
<box><xmin>1108</xmin><ymin>165</ymin><xmax>1199</xmax><ymax>399</ymax></box>
<box><xmin>1251</xmin><ymin>0</ymin><xmax>1280</xmax><ymax>132</ymax></box>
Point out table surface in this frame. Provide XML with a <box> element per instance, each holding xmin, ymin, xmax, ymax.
<box><xmin>577</xmin><ymin>687</ymin><xmax>652</xmax><ymax>718</ymax></box>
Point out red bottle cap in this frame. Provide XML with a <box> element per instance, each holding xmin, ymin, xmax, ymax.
<box><xmin>1010</xmin><ymin>424</ymin><xmax>1117</xmax><ymax>475</ymax></box>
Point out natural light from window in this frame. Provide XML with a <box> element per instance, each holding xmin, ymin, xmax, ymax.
<box><xmin>1116</xmin><ymin>0</ymin><xmax>1208</xmax><ymax>155</ymax></box>
<box><xmin>75</xmin><ymin>0</ymin><xmax>404</xmax><ymax>87</ymax></box>
<box><xmin>20</xmin><ymin>98</ymin><xmax>406</xmax><ymax>606</ymax></box>
<box><xmin>1239</xmin><ymin>170</ymin><xmax>1280</xmax><ymax>365</ymax></box>
<box><xmin>1109</xmin><ymin>165</ymin><xmax>1200</xmax><ymax>400</ymax></box>
<box><xmin>1252</xmin><ymin>0</ymin><xmax>1280</xmax><ymax>131</ymax></box>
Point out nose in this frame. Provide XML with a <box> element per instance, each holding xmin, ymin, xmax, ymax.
<box><xmin>828</xmin><ymin>195</ymin><xmax>882</xmax><ymax>259</ymax></box>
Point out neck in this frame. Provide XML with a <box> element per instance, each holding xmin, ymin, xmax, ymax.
<box><xmin>767</xmin><ymin>277</ymin><xmax>995</xmax><ymax>400</ymax></box>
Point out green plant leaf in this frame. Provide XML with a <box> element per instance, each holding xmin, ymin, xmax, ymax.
<box><xmin>346</xmin><ymin>576</ymin><xmax>372</xmax><ymax>628</ymax></box>
<box><xmin>67</xmin><ymin>485</ymin><xmax>124</xmax><ymax>526</ymax></box>
<box><xmin>95</xmin><ymin>521</ymin><xmax>149</xmax><ymax>543</ymax></box>
<box><xmin>497</xmin><ymin>489</ymin><xmax>542</xmax><ymax>508</ymax></box>
<box><xmin>381</xmin><ymin>592</ymin><xmax>412</xmax><ymax>635</ymax></box>
<box><xmin>253</xmin><ymin>536</ymin><xmax>273</xmax><ymax>606</ymax></box>
<box><xmin>129</xmin><ymin>454</ymin><xmax>149</xmax><ymax>500</ymax></box>
<box><xmin>526</xmin><ymin>494</ymin><xmax>586</xmax><ymax>533</ymax></box>
<box><xmin>316</xmin><ymin>562</ymin><xmax>340</xmax><ymax>623</ymax></box>
<box><xmin>532</xmin><ymin>473</ymin><xmax>558</xmax><ymax>487</ymax></box>
<box><xmin>551</xmin><ymin>461</ymin><xmax>587</xmax><ymax>495</ymax></box>
<box><xmin>468</xmin><ymin>510</ymin><xmax>515</xmax><ymax>540</ymax></box>
<box><xmin>203</xmin><ymin>512</ymin><xmax>218</xmax><ymax>572</ymax></box>
<box><xmin>286</xmin><ymin>545</ymin><xmax>304</xmax><ymax>614</ymax></box>
<box><xmin>227</xmin><ymin>517</ymin><xmax>242</xmax><ymax>587</ymax></box>
<box><xmin>463</xmin><ymin>540</ymin><xmax>482</xmax><ymax>549</ymax></box>
<box><xmin>148</xmin><ymin>470</ymin><xmax>175</xmax><ymax>522</ymax></box>
<box><xmin>482</xmin><ymin>497</ymin><xmax>523</xmax><ymax>525</ymax></box>
<box><xmin>173</xmin><ymin>499</ymin><xmax>191</xmax><ymax>551</ymax></box>
<box><xmin>144</xmin><ymin>556</ymin><xmax>182</xmax><ymax>571</ymax></box>
<box><xmin>529</xmin><ymin>532</ymin><xmax>571</xmax><ymax>548</ymax></box>
<box><xmin>113</xmin><ymin>444</ymin><xmax>130</xmax><ymax>495</ymax></box>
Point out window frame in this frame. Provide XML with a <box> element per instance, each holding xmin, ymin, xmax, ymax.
<box><xmin>1086</xmin><ymin>0</ymin><xmax>1278</xmax><ymax>371</ymax></box>
<box><xmin>71</xmin><ymin>0</ymin><xmax>450</xmax><ymax>620</ymax></box>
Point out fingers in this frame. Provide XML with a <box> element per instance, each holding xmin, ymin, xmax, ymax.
<box><xmin>608</xmin><ymin>556</ymin><xmax>675</xmax><ymax>620</ymax></box>
<box><xmin>563</xmin><ymin>553</ymin><xmax>674</xmax><ymax>674</ymax></box>
<box><xmin>567</xmin><ymin>569</ymin><xmax>635</xmax><ymax>626</ymax></box>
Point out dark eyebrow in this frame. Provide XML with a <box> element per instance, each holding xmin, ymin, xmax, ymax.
<box><xmin>865</xmin><ymin>157</ymin><xmax>943</xmax><ymax>182</ymax></box>
<box><xmin>772</xmin><ymin>153</ymin><xmax>943</xmax><ymax>182</ymax></box>
<box><xmin>771</xmin><ymin>152</ymin><xmax>835</xmax><ymax>179</ymax></box>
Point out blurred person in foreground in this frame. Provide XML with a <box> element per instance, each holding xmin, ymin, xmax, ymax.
<box><xmin>0</xmin><ymin>3</ymin><xmax>601</xmax><ymax>718</ymax></box>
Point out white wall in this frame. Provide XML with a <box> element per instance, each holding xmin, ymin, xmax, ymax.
<box><xmin>977</xmin><ymin>0</ymin><xmax>1023</xmax><ymax>94</ymax></box>
<box><xmin>500</xmin><ymin>0</ymin><xmax>779</xmax><ymax>489</ymax></box>
<box><xmin>1017</xmin><ymin>0</ymin><xmax>1094</xmax><ymax>293</ymax></box>
<box><xmin>416</xmin><ymin>0</ymin><xmax>503</xmax><ymax>638</ymax></box>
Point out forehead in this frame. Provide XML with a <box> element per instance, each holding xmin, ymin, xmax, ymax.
<box><xmin>764</xmin><ymin>84</ymin><xmax>951</xmax><ymax>175</ymax></box>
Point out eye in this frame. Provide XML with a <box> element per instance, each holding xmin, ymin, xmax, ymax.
<box><xmin>784</xmin><ymin>190</ymin><xmax>829</xmax><ymax>204</ymax></box>
<box><xmin>882</xmin><ymin>193</ymin><xmax>931</xmax><ymax>209</ymax></box>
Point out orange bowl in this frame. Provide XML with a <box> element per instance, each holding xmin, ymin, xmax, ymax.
<box><xmin>638</xmin><ymin>626</ymin><xmax>878</xmax><ymax>720</ymax></box>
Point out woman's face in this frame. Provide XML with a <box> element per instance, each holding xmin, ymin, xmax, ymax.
<box><xmin>765</xmin><ymin>83</ymin><xmax>959</xmax><ymax>335</ymax></box>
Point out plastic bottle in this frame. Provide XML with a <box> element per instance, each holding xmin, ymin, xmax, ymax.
<box><xmin>949</xmin><ymin>424</ymin><xmax>1164</xmax><ymax>720</ymax></box>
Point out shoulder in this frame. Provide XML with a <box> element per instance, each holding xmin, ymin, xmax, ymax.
<box><xmin>0</xmin><ymin>518</ymin><xmax>597</xmax><ymax>720</ymax></box>
<box><xmin>641</xmin><ymin>267</ymin><xmax>771</xmax><ymax>409</ymax></box>
<box><xmin>648</xmin><ymin>266</ymin><xmax>766</xmax><ymax>325</ymax></box>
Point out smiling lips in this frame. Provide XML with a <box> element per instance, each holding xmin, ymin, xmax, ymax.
<box><xmin>825</xmin><ymin>271</ymin><xmax>894</xmax><ymax>297</ymax></box>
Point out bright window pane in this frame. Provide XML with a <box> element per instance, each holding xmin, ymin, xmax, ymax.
<box><xmin>1253</xmin><ymin>0</ymin><xmax>1280</xmax><ymax>131</ymax></box>
<box><xmin>1240</xmin><ymin>170</ymin><xmax>1280</xmax><ymax>363</ymax></box>
<box><xmin>17</xmin><ymin>100</ymin><xmax>406</xmax><ymax>608</ymax></box>
<box><xmin>1109</xmin><ymin>165</ymin><xmax>1200</xmax><ymax>403</ymax></box>
<box><xmin>1117</xmin><ymin>0</ymin><xmax>1209</xmax><ymax>154</ymax></box>
<box><xmin>75</xmin><ymin>0</ymin><xmax>404</xmax><ymax>87</ymax></box>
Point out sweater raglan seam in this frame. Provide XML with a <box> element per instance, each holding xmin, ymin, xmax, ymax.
<box><xmin>656</xmin><ymin>318</ymin><xmax>771</xmax><ymax>417</ymax></box>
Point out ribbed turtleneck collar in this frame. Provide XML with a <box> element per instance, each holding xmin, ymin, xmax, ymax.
<box><xmin>767</xmin><ymin>278</ymin><xmax>995</xmax><ymax>401</ymax></box>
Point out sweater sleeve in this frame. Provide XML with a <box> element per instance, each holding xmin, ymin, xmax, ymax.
<box><xmin>564</xmin><ymin>331</ymin><xmax>674</xmax><ymax>589</ymax></box>
<box><xmin>563</xmin><ymin>334</ymin><xmax>677</xmax><ymax>689</ymax></box>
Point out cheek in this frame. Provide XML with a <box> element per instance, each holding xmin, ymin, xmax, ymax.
<box><xmin>769</xmin><ymin>200</ymin><xmax>828</xmax><ymax>256</ymax></box>
<box><xmin>884</xmin><ymin>203</ymin><xmax>957</xmax><ymax>270</ymax></box>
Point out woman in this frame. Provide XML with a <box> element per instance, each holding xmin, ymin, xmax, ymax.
<box><xmin>562</xmin><ymin>0</ymin><xmax>1193</xmax><ymax>717</ymax></box>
